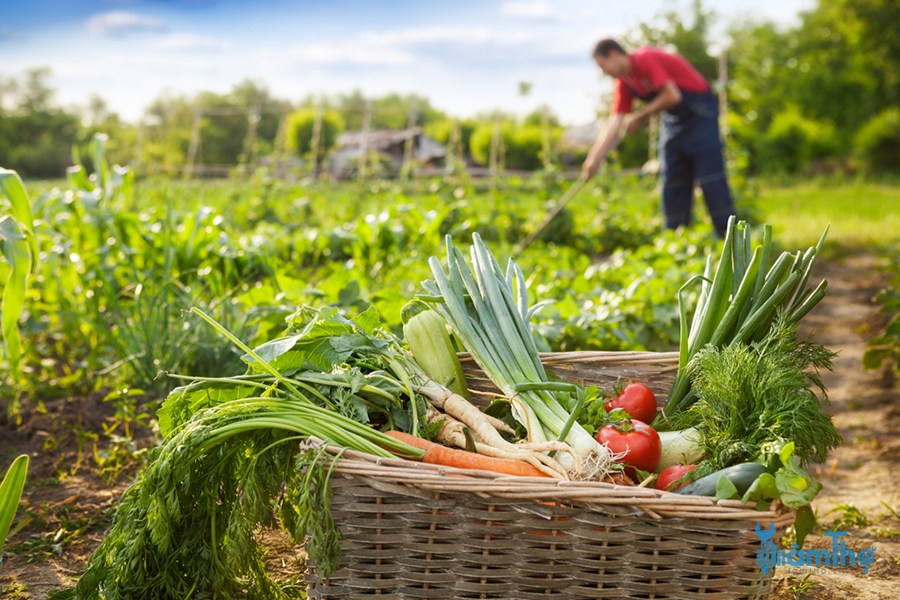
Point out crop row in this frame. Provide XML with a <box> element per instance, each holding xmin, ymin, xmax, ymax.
<box><xmin>2</xmin><ymin>137</ymin><xmax>725</xmax><ymax>410</ymax></box>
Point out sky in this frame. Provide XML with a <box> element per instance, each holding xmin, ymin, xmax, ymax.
<box><xmin>1</xmin><ymin>0</ymin><xmax>815</xmax><ymax>127</ymax></box>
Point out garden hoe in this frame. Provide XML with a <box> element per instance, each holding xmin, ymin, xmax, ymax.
<box><xmin>514</xmin><ymin>173</ymin><xmax>590</xmax><ymax>256</ymax></box>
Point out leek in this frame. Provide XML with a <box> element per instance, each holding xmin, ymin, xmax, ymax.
<box><xmin>421</xmin><ymin>234</ymin><xmax>609</xmax><ymax>476</ymax></box>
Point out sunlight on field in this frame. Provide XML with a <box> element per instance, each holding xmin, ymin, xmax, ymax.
<box><xmin>757</xmin><ymin>181</ymin><xmax>900</xmax><ymax>251</ymax></box>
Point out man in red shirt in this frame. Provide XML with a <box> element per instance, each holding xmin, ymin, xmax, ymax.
<box><xmin>582</xmin><ymin>39</ymin><xmax>735</xmax><ymax>238</ymax></box>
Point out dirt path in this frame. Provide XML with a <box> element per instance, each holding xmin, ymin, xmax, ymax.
<box><xmin>769</xmin><ymin>252</ymin><xmax>900</xmax><ymax>600</ymax></box>
<box><xmin>1</xmin><ymin>251</ymin><xmax>899</xmax><ymax>599</ymax></box>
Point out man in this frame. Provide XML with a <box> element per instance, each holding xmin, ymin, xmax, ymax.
<box><xmin>582</xmin><ymin>39</ymin><xmax>735</xmax><ymax>238</ymax></box>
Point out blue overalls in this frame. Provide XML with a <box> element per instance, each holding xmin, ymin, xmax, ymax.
<box><xmin>628</xmin><ymin>84</ymin><xmax>736</xmax><ymax>237</ymax></box>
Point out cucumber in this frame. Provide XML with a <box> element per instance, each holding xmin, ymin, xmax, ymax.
<box><xmin>402</xmin><ymin>302</ymin><xmax>471</xmax><ymax>401</ymax></box>
<box><xmin>674</xmin><ymin>462</ymin><xmax>767</xmax><ymax>497</ymax></box>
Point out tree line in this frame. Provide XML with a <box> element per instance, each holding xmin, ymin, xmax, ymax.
<box><xmin>1</xmin><ymin>0</ymin><xmax>897</xmax><ymax>178</ymax></box>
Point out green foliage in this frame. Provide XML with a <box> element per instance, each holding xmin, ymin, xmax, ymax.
<box><xmin>8</xmin><ymin>153</ymin><xmax>752</xmax><ymax>421</ymax></box>
<box><xmin>632</xmin><ymin>0</ymin><xmax>718</xmax><ymax>81</ymax></box>
<box><xmin>141</xmin><ymin>80</ymin><xmax>284</xmax><ymax>169</ymax></box>
<box><xmin>678</xmin><ymin>314</ymin><xmax>841</xmax><ymax>471</ymax></box>
<box><xmin>0</xmin><ymin>169</ymin><xmax>38</xmax><ymax>382</ymax></box>
<box><xmin>423</xmin><ymin>118</ymin><xmax>477</xmax><ymax>157</ymax></box>
<box><xmin>854</xmin><ymin>108</ymin><xmax>900</xmax><ymax>172</ymax></box>
<box><xmin>613</xmin><ymin>128</ymin><xmax>650</xmax><ymax>169</ymax></box>
<box><xmin>759</xmin><ymin>107</ymin><xmax>839</xmax><ymax>173</ymax></box>
<box><xmin>864</xmin><ymin>239</ymin><xmax>900</xmax><ymax>373</ymax></box>
<box><xmin>0</xmin><ymin>455</ymin><xmax>29</xmax><ymax>552</ymax></box>
<box><xmin>726</xmin><ymin>0</ymin><xmax>900</xmax><ymax>172</ymax></box>
<box><xmin>335</xmin><ymin>91</ymin><xmax>446</xmax><ymax>131</ymax></box>
<box><xmin>506</xmin><ymin>125</ymin><xmax>549</xmax><ymax>171</ymax></box>
<box><xmin>469</xmin><ymin>120</ymin><xmax>561</xmax><ymax>170</ymax></box>
<box><xmin>285</xmin><ymin>108</ymin><xmax>344</xmax><ymax>161</ymax></box>
<box><xmin>468</xmin><ymin>122</ymin><xmax>497</xmax><ymax>166</ymax></box>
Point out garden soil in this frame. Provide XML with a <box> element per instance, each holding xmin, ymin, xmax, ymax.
<box><xmin>1</xmin><ymin>249</ymin><xmax>899</xmax><ymax>599</ymax></box>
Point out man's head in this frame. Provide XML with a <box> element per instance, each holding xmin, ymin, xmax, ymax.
<box><xmin>592</xmin><ymin>39</ymin><xmax>629</xmax><ymax>78</ymax></box>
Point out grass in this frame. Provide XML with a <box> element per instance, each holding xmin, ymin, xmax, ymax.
<box><xmin>756</xmin><ymin>178</ymin><xmax>900</xmax><ymax>252</ymax></box>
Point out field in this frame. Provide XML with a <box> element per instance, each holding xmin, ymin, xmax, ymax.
<box><xmin>1</xmin><ymin>161</ymin><xmax>900</xmax><ymax>598</ymax></box>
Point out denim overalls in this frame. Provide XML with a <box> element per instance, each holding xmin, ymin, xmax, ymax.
<box><xmin>627</xmin><ymin>84</ymin><xmax>736</xmax><ymax>237</ymax></box>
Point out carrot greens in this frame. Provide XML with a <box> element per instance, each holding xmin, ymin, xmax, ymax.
<box><xmin>57</xmin><ymin>307</ymin><xmax>444</xmax><ymax>599</ymax></box>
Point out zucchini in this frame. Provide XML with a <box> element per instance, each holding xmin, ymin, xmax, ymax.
<box><xmin>674</xmin><ymin>462</ymin><xmax>767</xmax><ymax>497</ymax></box>
<box><xmin>402</xmin><ymin>301</ymin><xmax>471</xmax><ymax>401</ymax></box>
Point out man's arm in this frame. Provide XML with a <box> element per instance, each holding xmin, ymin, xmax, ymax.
<box><xmin>625</xmin><ymin>81</ymin><xmax>681</xmax><ymax>135</ymax></box>
<box><xmin>582</xmin><ymin>112</ymin><xmax>625</xmax><ymax>178</ymax></box>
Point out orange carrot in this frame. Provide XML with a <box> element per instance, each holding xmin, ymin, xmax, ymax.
<box><xmin>422</xmin><ymin>444</ymin><xmax>551</xmax><ymax>478</ymax></box>
<box><xmin>384</xmin><ymin>430</ymin><xmax>438</xmax><ymax>452</ymax></box>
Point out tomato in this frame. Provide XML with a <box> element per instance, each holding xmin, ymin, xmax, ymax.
<box><xmin>604</xmin><ymin>383</ymin><xmax>657</xmax><ymax>424</ymax></box>
<box><xmin>596</xmin><ymin>419</ymin><xmax>661</xmax><ymax>476</ymax></box>
<box><xmin>654</xmin><ymin>464</ymin><xmax>697</xmax><ymax>492</ymax></box>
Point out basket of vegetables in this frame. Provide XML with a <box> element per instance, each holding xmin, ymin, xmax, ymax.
<box><xmin>64</xmin><ymin>220</ymin><xmax>838</xmax><ymax>600</ymax></box>
<box><xmin>301</xmin><ymin>224</ymin><xmax>838</xmax><ymax>600</ymax></box>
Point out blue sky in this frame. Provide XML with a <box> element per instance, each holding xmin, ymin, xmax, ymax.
<box><xmin>1</xmin><ymin>0</ymin><xmax>814</xmax><ymax>126</ymax></box>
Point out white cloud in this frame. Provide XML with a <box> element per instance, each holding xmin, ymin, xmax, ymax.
<box><xmin>280</xmin><ymin>43</ymin><xmax>415</xmax><ymax>66</ymax></box>
<box><xmin>274</xmin><ymin>27</ymin><xmax>501</xmax><ymax>67</ymax></box>
<box><xmin>152</xmin><ymin>33</ymin><xmax>233</xmax><ymax>52</ymax></box>
<box><xmin>86</xmin><ymin>11</ymin><xmax>165</xmax><ymax>36</ymax></box>
<box><xmin>357</xmin><ymin>26</ymin><xmax>497</xmax><ymax>46</ymax></box>
<box><xmin>501</xmin><ymin>1</ymin><xmax>561</xmax><ymax>21</ymax></box>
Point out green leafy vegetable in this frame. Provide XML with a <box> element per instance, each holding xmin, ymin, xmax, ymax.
<box><xmin>673</xmin><ymin>312</ymin><xmax>841</xmax><ymax>473</ymax></box>
<box><xmin>661</xmin><ymin>218</ymin><xmax>830</xmax><ymax>420</ymax></box>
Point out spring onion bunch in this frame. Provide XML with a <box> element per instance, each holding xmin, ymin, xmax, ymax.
<box><xmin>661</xmin><ymin>216</ymin><xmax>829</xmax><ymax>422</ymax></box>
<box><xmin>420</xmin><ymin>233</ymin><xmax>610</xmax><ymax>477</ymax></box>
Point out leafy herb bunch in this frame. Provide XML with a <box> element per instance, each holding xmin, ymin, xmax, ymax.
<box><xmin>674</xmin><ymin>312</ymin><xmax>841</xmax><ymax>478</ymax></box>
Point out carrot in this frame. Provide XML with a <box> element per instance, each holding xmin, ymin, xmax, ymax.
<box><xmin>422</xmin><ymin>444</ymin><xmax>551</xmax><ymax>478</ymax></box>
<box><xmin>384</xmin><ymin>430</ymin><xmax>437</xmax><ymax>452</ymax></box>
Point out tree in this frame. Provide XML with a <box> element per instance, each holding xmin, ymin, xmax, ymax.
<box><xmin>334</xmin><ymin>91</ymin><xmax>446</xmax><ymax>131</ymax></box>
<box><xmin>727</xmin><ymin>0</ymin><xmax>900</xmax><ymax>149</ymax></box>
<box><xmin>0</xmin><ymin>68</ymin><xmax>80</xmax><ymax>177</ymax></box>
<box><xmin>141</xmin><ymin>82</ymin><xmax>290</xmax><ymax>169</ymax></box>
<box><xmin>632</xmin><ymin>0</ymin><xmax>718</xmax><ymax>82</ymax></box>
<box><xmin>285</xmin><ymin>108</ymin><xmax>344</xmax><ymax>162</ymax></box>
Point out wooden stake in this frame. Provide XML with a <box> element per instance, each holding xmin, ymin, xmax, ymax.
<box><xmin>272</xmin><ymin>101</ymin><xmax>290</xmax><ymax>178</ymax></box>
<box><xmin>185</xmin><ymin>105</ymin><xmax>202</xmax><ymax>178</ymax></box>
<box><xmin>447</xmin><ymin>117</ymin><xmax>460</xmax><ymax>173</ymax></box>
<box><xmin>310</xmin><ymin>100</ymin><xmax>323</xmax><ymax>175</ymax></box>
<box><xmin>133</xmin><ymin>113</ymin><xmax>145</xmax><ymax>169</ymax></box>
<box><xmin>359</xmin><ymin>101</ymin><xmax>371</xmax><ymax>179</ymax></box>
<box><xmin>489</xmin><ymin>112</ymin><xmax>500</xmax><ymax>177</ymax></box>
<box><xmin>241</xmin><ymin>97</ymin><xmax>261</xmax><ymax>173</ymax></box>
<box><xmin>718</xmin><ymin>51</ymin><xmax>728</xmax><ymax>143</ymax></box>
<box><xmin>402</xmin><ymin>101</ymin><xmax>418</xmax><ymax>179</ymax></box>
<box><xmin>542</xmin><ymin>105</ymin><xmax>552</xmax><ymax>172</ymax></box>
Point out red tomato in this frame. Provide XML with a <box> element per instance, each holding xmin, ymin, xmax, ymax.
<box><xmin>654</xmin><ymin>464</ymin><xmax>697</xmax><ymax>492</ymax></box>
<box><xmin>596</xmin><ymin>419</ymin><xmax>661</xmax><ymax>476</ymax></box>
<box><xmin>604</xmin><ymin>384</ymin><xmax>657</xmax><ymax>424</ymax></box>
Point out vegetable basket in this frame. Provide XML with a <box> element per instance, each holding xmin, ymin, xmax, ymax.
<box><xmin>304</xmin><ymin>351</ymin><xmax>796</xmax><ymax>600</ymax></box>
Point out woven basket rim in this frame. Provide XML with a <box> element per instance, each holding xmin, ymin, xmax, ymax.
<box><xmin>458</xmin><ymin>350</ymin><xmax>681</xmax><ymax>369</ymax></box>
<box><xmin>305</xmin><ymin>438</ymin><xmax>794</xmax><ymax>526</ymax></box>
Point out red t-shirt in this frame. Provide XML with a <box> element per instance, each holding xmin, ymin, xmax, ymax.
<box><xmin>611</xmin><ymin>47</ymin><xmax>710</xmax><ymax>114</ymax></box>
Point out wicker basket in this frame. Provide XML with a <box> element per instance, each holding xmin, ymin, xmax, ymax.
<box><xmin>305</xmin><ymin>351</ymin><xmax>795</xmax><ymax>600</ymax></box>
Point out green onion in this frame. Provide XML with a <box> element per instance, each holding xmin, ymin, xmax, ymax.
<box><xmin>421</xmin><ymin>234</ymin><xmax>606</xmax><ymax>472</ymax></box>
<box><xmin>660</xmin><ymin>217</ymin><xmax>830</xmax><ymax>423</ymax></box>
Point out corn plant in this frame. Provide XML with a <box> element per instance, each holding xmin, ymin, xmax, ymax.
<box><xmin>0</xmin><ymin>454</ymin><xmax>29</xmax><ymax>553</ymax></box>
<box><xmin>0</xmin><ymin>170</ymin><xmax>40</xmax><ymax>379</ymax></box>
